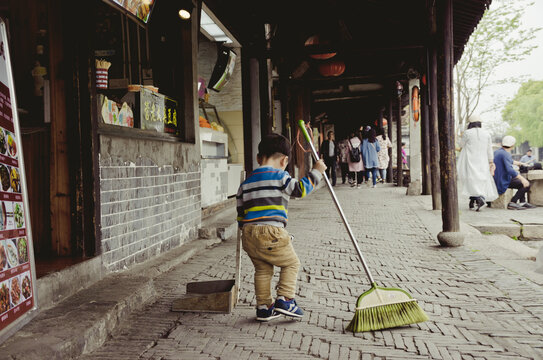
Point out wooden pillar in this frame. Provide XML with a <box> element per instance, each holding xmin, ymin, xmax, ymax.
<box><xmin>396</xmin><ymin>88</ymin><xmax>403</xmax><ymax>187</ymax></box>
<box><xmin>241</xmin><ymin>52</ymin><xmax>261</xmax><ymax>173</ymax></box>
<box><xmin>429</xmin><ymin>7</ymin><xmax>442</xmax><ymax>211</ymax></box>
<box><xmin>291</xmin><ymin>86</ymin><xmax>311</xmax><ymax>178</ymax></box>
<box><xmin>278</xmin><ymin>63</ymin><xmax>294</xmax><ymax>175</ymax></box>
<box><xmin>49</xmin><ymin>0</ymin><xmax>72</xmax><ymax>256</ymax></box>
<box><xmin>387</xmin><ymin>99</ymin><xmax>394</xmax><ymax>183</ymax></box>
<box><xmin>436</xmin><ymin>0</ymin><xmax>462</xmax><ymax>246</ymax></box>
<box><xmin>259</xmin><ymin>57</ymin><xmax>272</xmax><ymax>137</ymax></box>
<box><xmin>421</xmin><ymin>76</ymin><xmax>431</xmax><ymax>195</ymax></box>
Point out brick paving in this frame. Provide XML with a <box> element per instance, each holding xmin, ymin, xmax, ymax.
<box><xmin>77</xmin><ymin>185</ymin><xmax>543</xmax><ymax>360</ymax></box>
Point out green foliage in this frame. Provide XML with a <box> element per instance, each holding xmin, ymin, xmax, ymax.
<box><xmin>502</xmin><ymin>80</ymin><xmax>543</xmax><ymax>147</ymax></box>
<box><xmin>454</xmin><ymin>0</ymin><xmax>541</xmax><ymax>133</ymax></box>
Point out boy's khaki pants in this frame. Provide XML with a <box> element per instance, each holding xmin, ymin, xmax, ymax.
<box><xmin>241</xmin><ymin>224</ymin><xmax>300</xmax><ymax>307</ymax></box>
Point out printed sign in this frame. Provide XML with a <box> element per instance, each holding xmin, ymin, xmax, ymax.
<box><xmin>164</xmin><ymin>96</ymin><xmax>178</xmax><ymax>135</ymax></box>
<box><xmin>140</xmin><ymin>87</ymin><xmax>164</xmax><ymax>133</ymax></box>
<box><xmin>106</xmin><ymin>0</ymin><xmax>156</xmax><ymax>23</ymax></box>
<box><xmin>0</xmin><ymin>18</ymin><xmax>38</xmax><ymax>341</ymax></box>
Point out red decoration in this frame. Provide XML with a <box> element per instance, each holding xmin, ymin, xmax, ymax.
<box><xmin>318</xmin><ymin>60</ymin><xmax>345</xmax><ymax>77</ymax></box>
<box><xmin>421</xmin><ymin>74</ymin><xmax>427</xmax><ymax>86</ymax></box>
<box><xmin>373</xmin><ymin>119</ymin><xmax>389</xmax><ymax>127</ymax></box>
<box><xmin>412</xmin><ymin>86</ymin><xmax>420</xmax><ymax>122</ymax></box>
<box><xmin>305</xmin><ymin>35</ymin><xmax>336</xmax><ymax>60</ymax></box>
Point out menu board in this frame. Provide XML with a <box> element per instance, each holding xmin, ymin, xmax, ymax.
<box><xmin>106</xmin><ymin>0</ymin><xmax>156</xmax><ymax>23</ymax></box>
<box><xmin>0</xmin><ymin>19</ymin><xmax>37</xmax><ymax>340</ymax></box>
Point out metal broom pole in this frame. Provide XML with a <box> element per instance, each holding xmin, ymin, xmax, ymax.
<box><xmin>297</xmin><ymin>120</ymin><xmax>375</xmax><ymax>284</ymax></box>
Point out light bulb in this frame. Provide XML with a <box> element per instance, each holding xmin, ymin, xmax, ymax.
<box><xmin>178</xmin><ymin>9</ymin><xmax>191</xmax><ymax>19</ymax></box>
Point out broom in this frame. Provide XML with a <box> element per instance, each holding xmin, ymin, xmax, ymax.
<box><xmin>297</xmin><ymin>120</ymin><xmax>429</xmax><ymax>332</ymax></box>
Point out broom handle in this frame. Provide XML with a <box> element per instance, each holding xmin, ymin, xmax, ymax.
<box><xmin>297</xmin><ymin>120</ymin><xmax>375</xmax><ymax>284</ymax></box>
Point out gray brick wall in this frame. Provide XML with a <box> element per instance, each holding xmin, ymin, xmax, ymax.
<box><xmin>99</xmin><ymin>136</ymin><xmax>201</xmax><ymax>272</ymax></box>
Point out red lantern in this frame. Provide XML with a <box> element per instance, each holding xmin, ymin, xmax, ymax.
<box><xmin>318</xmin><ymin>60</ymin><xmax>345</xmax><ymax>77</ymax></box>
<box><xmin>373</xmin><ymin>119</ymin><xmax>389</xmax><ymax>127</ymax></box>
<box><xmin>412</xmin><ymin>86</ymin><xmax>420</xmax><ymax>122</ymax></box>
<box><xmin>305</xmin><ymin>35</ymin><xmax>336</xmax><ymax>60</ymax></box>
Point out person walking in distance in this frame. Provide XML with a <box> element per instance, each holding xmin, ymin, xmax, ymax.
<box><xmin>493</xmin><ymin>135</ymin><xmax>536</xmax><ymax>210</ymax></box>
<box><xmin>236</xmin><ymin>133</ymin><xmax>326</xmax><ymax>321</ymax></box>
<box><xmin>401</xmin><ymin>142</ymin><xmax>408</xmax><ymax>169</ymax></box>
<box><xmin>319</xmin><ymin>131</ymin><xmax>338</xmax><ymax>186</ymax></box>
<box><xmin>376</xmin><ymin>127</ymin><xmax>392</xmax><ymax>183</ymax></box>
<box><xmin>337</xmin><ymin>136</ymin><xmax>350</xmax><ymax>184</ymax></box>
<box><xmin>361</xmin><ymin>126</ymin><xmax>381</xmax><ymax>188</ymax></box>
<box><xmin>456</xmin><ymin>115</ymin><xmax>498</xmax><ymax>211</ymax></box>
<box><xmin>347</xmin><ymin>131</ymin><xmax>364</xmax><ymax>188</ymax></box>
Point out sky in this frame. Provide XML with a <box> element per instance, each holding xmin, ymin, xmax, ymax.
<box><xmin>476</xmin><ymin>0</ymin><xmax>543</xmax><ymax>126</ymax></box>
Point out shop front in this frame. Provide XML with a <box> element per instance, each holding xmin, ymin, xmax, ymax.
<box><xmin>0</xmin><ymin>0</ymin><xmax>203</xmax><ymax>315</ymax></box>
<box><xmin>0</xmin><ymin>0</ymin><xmax>249</xmax><ymax>339</ymax></box>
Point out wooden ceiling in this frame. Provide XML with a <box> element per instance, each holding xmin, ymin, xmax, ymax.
<box><xmin>203</xmin><ymin>0</ymin><xmax>491</xmax><ymax>115</ymax></box>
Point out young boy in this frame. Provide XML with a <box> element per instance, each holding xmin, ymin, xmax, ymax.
<box><xmin>236</xmin><ymin>133</ymin><xmax>326</xmax><ymax>321</ymax></box>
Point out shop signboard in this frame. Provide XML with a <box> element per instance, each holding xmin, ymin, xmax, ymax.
<box><xmin>0</xmin><ymin>19</ymin><xmax>38</xmax><ymax>342</ymax></box>
<box><xmin>163</xmin><ymin>96</ymin><xmax>178</xmax><ymax>135</ymax></box>
<box><xmin>140</xmin><ymin>87</ymin><xmax>164</xmax><ymax>133</ymax></box>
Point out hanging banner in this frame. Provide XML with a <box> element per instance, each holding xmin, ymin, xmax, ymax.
<box><xmin>0</xmin><ymin>18</ymin><xmax>38</xmax><ymax>342</ymax></box>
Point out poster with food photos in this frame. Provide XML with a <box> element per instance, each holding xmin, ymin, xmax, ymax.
<box><xmin>0</xmin><ymin>19</ymin><xmax>37</xmax><ymax>339</ymax></box>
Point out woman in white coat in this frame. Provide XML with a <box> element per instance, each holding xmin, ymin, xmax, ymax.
<box><xmin>347</xmin><ymin>132</ymin><xmax>364</xmax><ymax>188</ymax></box>
<box><xmin>456</xmin><ymin>115</ymin><xmax>498</xmax><ymax>211</ymax></box>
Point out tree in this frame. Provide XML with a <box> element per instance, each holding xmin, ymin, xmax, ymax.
<box><xmin>502</xmin><ymin>80</ymin><xmax>543</xmax><ymax>147</ymax></box>
<box><xmin>454</xmin><ymin>0</ymin><xmax>541</xmax><ymax>134</ymax></box>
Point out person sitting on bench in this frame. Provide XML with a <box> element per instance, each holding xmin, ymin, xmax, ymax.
<box><xmin>493</xmin><ymin>135</ymin><xmax>536</xmax><ymax>210</ymax></box>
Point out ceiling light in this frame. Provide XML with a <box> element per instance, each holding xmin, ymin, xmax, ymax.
<box><xmin>178</xmin><ymin>9</ymin><xmax>191</xmax><ymax>19</ymax></box>
<box><xmin>199</xmin><ymin>3</ymin><xmax>239</xmax><ymax>46</ymax></box>
<box><xmin>178</xmin><ymin>0</ymin><xmax>194</xmax><ymax>20</ymax></box>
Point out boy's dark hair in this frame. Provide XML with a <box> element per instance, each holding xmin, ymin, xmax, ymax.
<box><xmin>258</xmin><ymin>133</ymin><xmax>291</xmax><ymax>158</ymax></box>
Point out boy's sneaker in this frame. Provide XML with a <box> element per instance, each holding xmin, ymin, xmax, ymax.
<box><xmin>274</xmin><ymin>296</ymin><xmax>304</xmax><ymax>318</ymax></box>
<box><xmin>256</xmin><ymin>304</ymin><xmax>281</xmax><ymax>321</ymax></box>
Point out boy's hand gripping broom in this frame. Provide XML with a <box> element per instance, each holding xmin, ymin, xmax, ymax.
<box><xmin>297</xmin><ymin>120</ymin><xmax>428</xmax><ymax>332</ymax></box>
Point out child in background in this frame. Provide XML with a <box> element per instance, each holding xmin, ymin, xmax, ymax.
<box><xmin>236</xmin><ymin>133</ymin><xmax>326</xmax><ymax>321</ymax></box>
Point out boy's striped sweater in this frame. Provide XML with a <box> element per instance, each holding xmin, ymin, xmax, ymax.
<box><xmin>236</xmin><ymin>166</ymin><xmax>322</xmax><ymax>228</ymax></box>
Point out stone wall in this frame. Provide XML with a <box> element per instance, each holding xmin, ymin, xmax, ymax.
<box><xmin>99</xmin><ymin>135</ymin><xmax>201</xmax><ymax>272</ymax></box>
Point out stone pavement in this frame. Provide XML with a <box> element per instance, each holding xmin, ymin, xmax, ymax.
<box><xmin>457</xmin><ymin>194</ymin><xmax>543</xmax><ymax>241</ymax></box>
<box><xmin>66</xmin><ymin>184</ymin><xmax>543</xmax><ymax>360</ymax></box>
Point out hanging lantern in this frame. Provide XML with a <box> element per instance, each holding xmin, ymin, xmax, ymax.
<box><xmin>412</xmin><ymin>86</ymin><xmax>420</xmax><ymax>122</ymax></box>
<box><xmin>374</xmin><ymin>119</ymin><xmax>388</xmax><ymax>127</ymax></box>
<box><xmin>318</xmin><ymin>60</ymin><xmax>345</xmax><ymax>77</ymax></box>
<box><xmin>304</xmin><ymin>35</ymin><xmax>337</xmax><ymax>60</ymax></box>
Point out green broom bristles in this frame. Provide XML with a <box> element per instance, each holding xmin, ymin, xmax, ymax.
<box><xmin>346</xmin><ymin>300</ymin><xmax>429</xmax><ymax>332</ymax></box>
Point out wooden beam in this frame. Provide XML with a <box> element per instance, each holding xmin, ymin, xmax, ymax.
<box><xmin>437</xmin><ymin>0</ymin><xmax>460</xmax><ymax>235</ymax></box>
<box><xmin>49</xmin><ymin>0</ymin><xmax>72</xmax><ymax>256</ymax></box>
<box><xmin>396</xmin><ymin>90</ymin><xmax>403</xmax><ymax>187</ymax></box>
<box><xmin>429</xmin><ymin>45</ymin><xmax>442</xmax><ymax>210</ymax></box>
<box><xmin>387</xmin><ymin>98</ymin><xmax>394</xmax><ymax>183</ymax></box>
<box><xmin>421</xmin><ymin>75</ymin><xmax>431</xmax><ymax>195</ymax></box>
<box><xmin>260</xmin><ymin>58</ymin><xmax>272</xmax><ymax>136</ymax></box>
